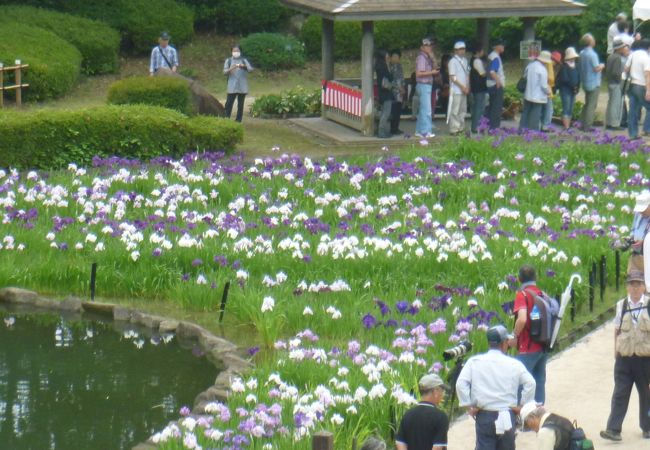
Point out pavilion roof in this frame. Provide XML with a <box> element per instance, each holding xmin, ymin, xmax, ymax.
<box><xmin>279</xmin><ymin>0</ymin><xmax>585</xmax><ymax>21</ymax></box>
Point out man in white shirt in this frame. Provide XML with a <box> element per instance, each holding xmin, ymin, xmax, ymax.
<box><xmin>625</xmin><ymin>39</ymin><xmax>650</xmax><ymax>139</ymax></box>
<box><xmin>447</xmin><ymin>41</ymin><xmax>470</xmax><ymax>135</ymax></box>
<box><xmin>520</xmin><ymin>403</ymin><xmax>578</xmax><ymax>450</ymax></box>
<box><xmin>456</xmin><ymin>325</ymin><xmax>536</xmax><ymax>450</ymax></box>
<box><xmin>608</xmin><ymin>12</ymin><xmax>629</xmax><ymax>55</ymax></box>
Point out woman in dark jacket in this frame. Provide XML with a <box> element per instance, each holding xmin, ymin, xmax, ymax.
<box><xmin>375</xmin><ymin>49</ymin><xmax>393</xmax><ymax>138</ymax></box>
<box><xmin>556</xmin><ymin>47</ymin><xmax>580</xmax><ymax>129</ymax></box>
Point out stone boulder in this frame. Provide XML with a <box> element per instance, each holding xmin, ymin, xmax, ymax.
<box><xmin>155</xmin><ymin>68</ymin><xmax>225</xmax><ymax>117</ymax></box>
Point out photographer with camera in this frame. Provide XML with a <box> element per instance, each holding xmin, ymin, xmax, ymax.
<box><xmin>456</xmin><ymin>325</ymin><xmax>535</xmax><ymax>450</ymax></box>
<box><xmin>395</xmin><ymin>373</ymin><xmax>449</xmax><ymax>450</ymax></box>
<box><xmin>223</xmin><ymin>44</ymin><xmax>253</xmax><ymax>123</ymax></box>
<box><xmin>600</xmin><ymin>270</ymin><xmax>650</xmax><ymax>442</ymax></box>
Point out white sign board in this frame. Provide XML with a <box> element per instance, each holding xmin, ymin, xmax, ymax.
<box><xmin>520</xmin><ymin>40</ymin><xmax>542</xmax><ymax>60</ymax></box>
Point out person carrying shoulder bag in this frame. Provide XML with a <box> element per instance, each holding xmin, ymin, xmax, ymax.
<box><xmin>224</xmin><ymin>44</ymin><xmax>253</xmax><ymax>123</ymax></box>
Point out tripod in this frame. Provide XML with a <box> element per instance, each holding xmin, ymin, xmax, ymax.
<box><xmin>445</xmin><ymin>356</ymin><xmax>466</xmax><ymax>419</ymax></box>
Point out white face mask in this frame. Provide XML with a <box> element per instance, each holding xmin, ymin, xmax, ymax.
<box><xmin>232</xmin><ymin>52</ymin><xmax>241</xmax><ymax>58</ymax></box>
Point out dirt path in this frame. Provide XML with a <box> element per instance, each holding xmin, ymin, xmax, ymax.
<box><xmin>448</xmin><ymin>319</ymin><xmax>647</xmax><ymax>449</ymax></box>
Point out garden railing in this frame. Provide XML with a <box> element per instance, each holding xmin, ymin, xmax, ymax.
<box><xmin>0</xmin><ymin>60</ymin><xmax>29</xmax><ymax>108</ymax></box>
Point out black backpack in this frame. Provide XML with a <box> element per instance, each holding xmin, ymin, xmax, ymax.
<box><xmin>543</xmin><ymin>414</ymin><xmax>594</xmax><ymax>450</ymax></box>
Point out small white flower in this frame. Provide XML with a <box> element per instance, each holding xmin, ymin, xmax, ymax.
<box><xmin>302</xmin><ymin>306</ymin><xmax>313</xmax><ymax>316</ymax></box>
<box><xmin>261</xmin><ymin>296</ymin><xmax>275</xmax><ymax>313</ymax></box>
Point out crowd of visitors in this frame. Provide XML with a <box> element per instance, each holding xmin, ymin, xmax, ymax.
<box><xmin>371</xmin><ymin>11</ymin><xmax>650</xmax><ymax>140</ymax></box>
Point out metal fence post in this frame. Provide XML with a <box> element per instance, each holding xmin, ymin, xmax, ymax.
<box><xmin>570</xmin><ymin>288</ymin><xmax>576</xmax><ymax>322</ymax></box>
<box><xmin>312</xmin><ymin>431</ymin><xmax>334</xmax><ymax>450</ymax></box>
<box><xmin>615</xmin><ymin>250</ymin><xmax>621</xmax><ymax>292</ymax></box>
<box><xmin>589</xmin><ymin>264</ymin><xmax>595</xmax><ymax>313</ymax></box>
<box><xmin>599</xmin><ymin>255</ymin><xmax>606</xmax><ymax>302</ymax></box>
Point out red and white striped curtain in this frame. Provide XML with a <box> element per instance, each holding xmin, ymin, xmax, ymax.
<box><xmin>322</xmin><ymin>80</ymin><xmax>362</xmax><ymax>117</ymax></box>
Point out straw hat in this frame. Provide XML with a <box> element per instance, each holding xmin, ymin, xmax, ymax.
<box><xmin>564</xmin><ymin>47</ymin><xmax>579</xmax><ymax>60</ymax></box>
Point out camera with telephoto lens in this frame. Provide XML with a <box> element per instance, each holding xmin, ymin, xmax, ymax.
<box><xmin>610</xmin><ymin>236</ymin><xmax>634</xmax><ymax>252</ymax></box>
<box><xmin>443</xmin><ymin>340</ymin><xmax>472</xmax><ymax>361</ymax></box>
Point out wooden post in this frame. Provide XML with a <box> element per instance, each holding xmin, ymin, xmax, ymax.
<box><xmin>15</xmin><ymin>61</ymin><xmax>22</xmax><ymax>108</ymax></box>
<box><xmin>322</xmin><ymin>18</ymin><xmax>335</xmax><ymax>81</ymax></box>
<box><xmin>477</xmin><ymin>19</ymin><xmax>490</xmax><ymax>54</ymax></box>
<box><xmin>312</xmin><ymin>431</ymin><xmax>334</xmax><ymax>450</ymax></box>
<box><xmin>361</xmin><ymin>20</ymin><xmax>375</xmax><ymax>137</ymax></box>
<box><xmin>522</xmin><ymin>17</ymin><xmax>536</xmax><ymax>42</ymax></box>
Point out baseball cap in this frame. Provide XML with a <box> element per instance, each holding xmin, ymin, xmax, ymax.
<box><xmin>627</xmin><ymin>270</ymin><xmax>645</xmax><ymax>283</ymax></box>
<box><xmin>520</xmin><ymin>402</ymin><xmax>538</xmax><ymax>426</ymax></box>
<box><xmin>486</xmin><ymin>325</ymin><xmax>514</xmax><ymax>344</ymax></box>
<box><xmin>419</xmin><ymin>373</ymin><xmax>450</xmax><ymax>391</ymax></box>
<box><xmin>616</xmin><ymin>12</ymin><xmax>628</xmax><ymax>20</ymax></box>
<box><xmin>492</xmin><ymin>39</ymin><xmax>505</xmax><ymax>48</ymax></box>
<box><xmin>634</xmin><ymin>191</ymin><xmax>650</xmax><ymax>212</ymax></box>
<box><xmin>422</xmin><ymin>37</ymin><xmax>433</xmax><ymax>46</ymax></box>
<box><xmin>160</xmin><ymin>31</ymin><xmax>170</xmax><ymax>40</ymax></box>
<box><xmin>454</xmin><ymin>41</ymin><xmax>466</xmax><ymax>50</ymax></box>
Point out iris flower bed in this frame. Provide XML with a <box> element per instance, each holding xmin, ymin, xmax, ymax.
<box><xmin>0</xmin><ymin>127</ymin><xmax>646</xmax><ymax>448</ymax></box>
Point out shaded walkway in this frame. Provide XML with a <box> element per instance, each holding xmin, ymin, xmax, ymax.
<box><xmin>448</xmin><ymin>320</ymin><xmax>647</xmax><ymax>448</ymax></box>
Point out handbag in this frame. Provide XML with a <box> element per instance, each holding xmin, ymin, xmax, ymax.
<box><xmin>381</xmin><ymin>77</ymin><xmax>392</xmax><ymax>90</ymax></box>
<box><xmin>516</xmin><ymin>75</ymin><xmax>527</xmax><ymax>93</ymax></box>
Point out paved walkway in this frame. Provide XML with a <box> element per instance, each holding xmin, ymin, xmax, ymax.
<box><xmin>448</xmin><ymin>320</ymin><xmax>647</xmax><ymax>449</ymax></box>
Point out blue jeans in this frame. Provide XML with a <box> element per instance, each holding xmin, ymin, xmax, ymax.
<box><xmin>416</xmin><ymin>83</ymin><xmax>433</xmax><ymax>135</ymax></box>
<box><xmin>471</xmin><ymin>92</ymin><xmax>487</xmax><ymax>132</ymax></box>
<box><xmin>559</xmin><ymin>87</ymin><xmax>575</xmax><ymax>119</ymax></box>
<box><xmin>518</xmin><ymin>100</ymin><xmax>544</xmax><ymax>131</ymax></box>
<box><xmin>628</xmin><ymin>84</ymin><xmax>650</xmax><ymax>138</ymax></box>
<box><xmin>517</xmin><ymin>351</ymin><xmax>548</xmax><ymax>404</ymax></box>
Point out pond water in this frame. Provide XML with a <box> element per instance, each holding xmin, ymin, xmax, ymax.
<box><xmin>0</xmin><ymin>310</ymin><xmax>218</xmax><ymax>450</ymax></box>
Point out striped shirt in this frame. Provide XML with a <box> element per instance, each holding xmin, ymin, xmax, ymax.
<box><xmin>149</xmin><ymin>46</ymin><xmax>179</xmax><ymax>74</ymax></box>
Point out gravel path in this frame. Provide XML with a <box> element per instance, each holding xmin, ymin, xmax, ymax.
<box><xmin>447</xmin><ymin>319</ymin><xmax>648</xmax><ymax>449</ymax></box>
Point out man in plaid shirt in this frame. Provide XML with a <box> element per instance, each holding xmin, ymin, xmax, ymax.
<box><xmin>149</xmin><ymin>31</ymin><xmax>179</xmax><ymax>76</ymax></box>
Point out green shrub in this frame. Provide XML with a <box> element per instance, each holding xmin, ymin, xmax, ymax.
<box><xmin>301</xmin><ymin>17</ymin><xmax>361</xmax><ymax>60</ymax></box>
<box><xmin>0</xmin><ymin>105</ymin><xmax>242</xmax><ymax>169</ymax></box>
<box><xmin>118</xmin><ymin>0</ymin><xmax>194</xmax><ymax>54</ymax></box>
<box><xmin>179</xmin><ymin>0</ymin><xmax>291</xmax><ymax>33</ymax></box>
<box><xmin>107</xmin><ymin>76</ymin><xmax>194</xmax><ymax>115</ymax></box>
<box><xmin>431</xmin><ymin>19</ymin><xmax>476</xmax><ymax>53</ymax></box>
<box><xmin>240</xmin><ymin>33</ymin><xmax>305</xmax><ymax>71</ymax></box>
<box><xmin>251</xmin><ymin>87</ymin><xmax>321</xmax><ymax>117</ymax></box>
<box><xmin>0</xmin><ymin>0</ymin><xmax>194</xmax><ymax>55</ymax></box>
<box><xmin>0</xmin><ymin>5</ymin><xmax>119</xmax><ymax>75</ymax></box>
<box><xmin>301</xmin><ymin>16</ymin><xmax>430</xmax><ymax>60</ymax></box>
<box><xmin>0</xmin><ymin>22</ymin><xmax>81</xmax><ymax>100</ymax></box>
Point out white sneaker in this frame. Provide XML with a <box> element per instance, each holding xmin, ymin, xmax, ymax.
<box><xmin>426</xmin><ymin>132</ymin><xmax>436</xmax><ymax>138</ymax></box>
<box><xmin>414</xmin><ymin>133</ymin><xmax>425</xmax><ymax>138</ymax></box>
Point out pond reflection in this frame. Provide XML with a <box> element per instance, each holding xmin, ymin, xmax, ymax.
<box><xmin>0</xmin><ymin>312</ymin><xmax>218</xmax><ymax>449</ymax></box>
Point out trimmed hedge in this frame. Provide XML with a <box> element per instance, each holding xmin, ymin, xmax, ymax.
<box><xmin>0</xmin><ymin>0</ymin><xmax>194</xmax><ymax>55</ymax></box>
<box><xmin>0</xmin><ymin>105</ymin><xmax>242</xmax><ymax>169</ymax></box>
<box><xmin>0</xmin><ymin>22</ymin><xmax>81</xmax><ymax>100</ymax></box>
<box><xmin>301</xmin><ymin>16</ymin><xmax>430</xmax><ymax>60</ymax></box>
<box><xmin>107</xmin><ymin>76</ymin><xmax>194</xmax><ymax>115</ymax></box>
<box><xmin>0</xmin><ymin>5</ymin><xmax>120</xmax><ymax>75</ymax></box>
<box><xmin>240</xmin><ymin>33</ymin><xmax>305</xmax><ymax>71</ymax></box>
<box><xmin>180</xmin><ymin>0</ymin><xmax>291</xmax><ymax>34</ymax></box>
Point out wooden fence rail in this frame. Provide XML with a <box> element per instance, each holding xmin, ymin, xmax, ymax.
<box><xmin>0</xmin><ymin>60</ymin><xmax>29</xmax><ymax>108</ymax></box>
